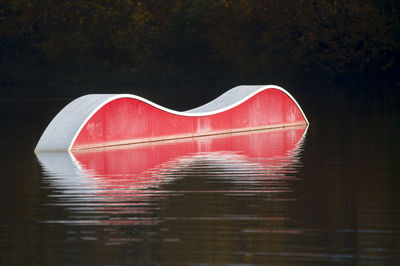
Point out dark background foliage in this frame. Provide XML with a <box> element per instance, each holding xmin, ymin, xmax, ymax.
<box><xmin>0</xmin><ymin>0</ymin><xmax>399</xmax><ymax>100</ymax></box>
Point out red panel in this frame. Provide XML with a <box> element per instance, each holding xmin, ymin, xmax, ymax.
<box><xmin>72</xmin><ymin>89</ymin><xmax>307</xmax><ymax>150</ymax></box>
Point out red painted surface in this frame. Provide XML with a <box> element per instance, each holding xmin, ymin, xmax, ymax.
<box><xmin>72</xmin><ymin>88</ymin><xmax>307</xmax><ymax>150</ymax></box>
<box><xmin>71</xmin><ymin>126</ymin><xmax>307</xmax><ymax>192</ymax></box>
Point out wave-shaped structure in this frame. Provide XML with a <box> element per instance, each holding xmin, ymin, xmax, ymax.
<box><xmin>35</xmin><ymin>85</ymin><xmax>308</xmax><ymax>151</ymax></box>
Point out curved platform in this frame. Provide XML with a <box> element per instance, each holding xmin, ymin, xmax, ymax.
<box><xmin>35</xmin><ymin>85</ymin><xmax>309</xmax><ymax>151</ymax></box>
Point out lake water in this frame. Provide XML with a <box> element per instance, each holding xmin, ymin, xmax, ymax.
<box><xmin>1</xmin><ymin>85</ymin><xmax>399</xmax><ymax>265</ymax></box>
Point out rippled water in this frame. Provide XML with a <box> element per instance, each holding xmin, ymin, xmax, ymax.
<box><xmin>1</xmin><ymin>98</ymin><xmax>399</xmax><ymax>265</ymax></box>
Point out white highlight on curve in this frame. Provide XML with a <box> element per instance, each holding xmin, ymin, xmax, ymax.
<box><xmin>35</xmin><ymin>85</ymin><xmax>309</xmax><ymax>152</ymax></box>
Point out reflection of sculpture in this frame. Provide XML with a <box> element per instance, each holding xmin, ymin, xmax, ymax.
<box><xmin>37</xmin><ymin>126</ymin><xmax>308</xmax><ymax>207</ymax></box>
<box><xmin>35</xmin><ymin>85</ymin><xmax>308</xmax><ymax>151</ymax></box>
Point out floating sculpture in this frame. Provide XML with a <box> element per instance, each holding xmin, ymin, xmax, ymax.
<box><xmin>35</xmin><ymin>85</ymin><xmax>308</xmax><ymax>151</ymax></box>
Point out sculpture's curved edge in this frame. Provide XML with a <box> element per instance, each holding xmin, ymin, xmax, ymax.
<box><xmin>69</xmin><ymin>85</ymin><xmax>309</xmax><ymax>151</ymax></box>
<box><xmin>184</xmin><ymin>85</ymin><xmax>308</xmax><ymax>123</ymax></box>
<box><xmin>35</xmin><ymin>85</ymin><xmax>308</xmax><ymax>152</ymax></box>
<box><xmin>256</xmin><ymin>85</ymin><xmax>309</xmax><ymax>125</ymax></box>
<box><xmin>35</xmin><ymin>94</ymin><xmax>118</xmax><ymax>152</ymax></box>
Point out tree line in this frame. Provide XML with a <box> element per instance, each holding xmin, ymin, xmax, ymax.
<box><xmin>1</xmin><ymin>0</ymin><xmax>399</xmax><ymax>85</ymax></box>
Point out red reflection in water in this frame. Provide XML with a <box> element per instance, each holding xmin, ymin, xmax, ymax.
<box><xmin>70</xmin><ymin>126</ymin><xmax>307</xmax><ymax>191</ymax></box>
<box><xmin>37</xmin><ymin>126</ymin><xmax>308</xmax><ymax>225</ymax></box>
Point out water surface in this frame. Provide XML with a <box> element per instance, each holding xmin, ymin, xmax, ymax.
<box><xmin>0</xmin><ymin>92</ymin><xmax>399</xmax><ymax>265</ymax></box>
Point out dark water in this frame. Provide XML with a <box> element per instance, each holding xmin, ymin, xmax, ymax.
<box><xmin>1</xmin><ymin>87</ymin><xmax>400</xmax><ymax>265</ymax></box>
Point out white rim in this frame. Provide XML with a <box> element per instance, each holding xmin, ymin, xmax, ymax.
<box><xmin>68</xmin><ymin>85</ymin><xmax>309</xmax><ymax>150</ymax></box>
